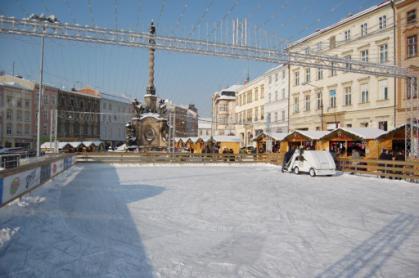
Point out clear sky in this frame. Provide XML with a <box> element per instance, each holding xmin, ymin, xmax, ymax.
<box><xmin>0</xmin><ymin>0</ymin><xmax>382</xmax><ymax>116</ymax></box>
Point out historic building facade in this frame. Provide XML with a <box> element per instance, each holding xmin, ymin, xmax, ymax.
<box><xmin>288</xmin><ymin>1</ymin><xmax>396</xmax><ymax>131</ymax></box>
<box><xmin>0</xmin><ymin>82</ymin><xmax>33</xmax><ymax>148</ymax></box>
<box><xmin>56</xmin><ymin>88</ymin><xmax>100</xmax><ymax>141</ymax></box>
<box><xmin>395</xmin><ymin>0</ymin><xmax>418</xmax><ymax>126</ymax></box>
<box><xmin>235</xmin><ymin>77</ymin><xmax>266</xmax><ymax>147</ymax></box>
<box><xmin>99</xmin><ymin>91</ymin><xmax>133</xmax><ymax>148</ymax></box>
<box><xmin>264</xmin><ymin>64</ymin><xmax>289</xmax><ymax>133</ymax></box>
<box><xmin>211</xmin><ymin>85</ymin><xmax>241</xmax><ymax>136</ymax></box>
<box><xmin>166</xmin><ymin>101</ymin><xmax>198</xmax><ymax>137</ymax></box>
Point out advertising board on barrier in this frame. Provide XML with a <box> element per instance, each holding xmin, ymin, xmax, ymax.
<box><xmin>64</xmin><ymin>157</ymin><xmax>72</xmax><ymax>170</ymax></box>
<box><xmin>40</xmin><ymin>164</ymin><xmax>51</xmax><ymax>184</ymax></box>
<box><xmin>2</xmin><ymin>168</ymin><xmax>41</xmax><ymax>204</ymax></box>
<box><xmin>50</xmin><ymin>159</ymin><xmax>64</xmax><ymax>177</ymax></box>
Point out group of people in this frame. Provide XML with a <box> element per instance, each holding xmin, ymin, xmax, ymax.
<box><xmin>379</xmin><ymin>149</ymin><xmax>405</xmax><ymax>161</ymax></box>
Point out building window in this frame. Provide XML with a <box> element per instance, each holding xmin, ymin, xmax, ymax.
<box><xmin>361</xmin><ymin>49</ymin><xmax>369</xmax><ymax>62</ymax></box>
<box><xmin>407</xmin><ymin>9</ymin><xmax>416</xmax><ymax>24</ymax></box>
<box><xmin>379</xmin><ymin>79</ymin><xmax>389</xmax><ymax>100</ymax></box>
<box><xmin>361</xmin><ymin>85</ymin><xmax>369</xmax><ymax>103</ymax></box>
<box><xmin>379</xmin><ymin>44</ymin><xmax>388</xmax><ymax>63</ymax></box>
<box><xmin>330</xmin><ymin>62</ymin><xmax>337</xmax><ymax>77</ymax></box>
<box><xmin>6</xmin><ymin>124</ymin><xmax>12</xmax><ymax>135</ymax></box>
<box><xmin>268</xmin><ymin>92</ymin><xmax>272</xmax><ymax>103</ymax></box>
<box><xmin>275</xmin><ymin>73</ymin><xmax>278</xmax><ymax>82</ymax></box>
<box><xmin>261</xmin><ymin>106</ymin><xmax>264</xmax><ymax>120</ymax></box>
<box><xmin>361</xmin><ymin>23</ymin><xmax>368</xmax><ymax>37</ymax></box>
<box><xmin>7</xmin><ymin>96</ymin><xmax>13</xmax><ymax>105</ymax></box>
<box><xmin>316</xmin><ymin>92</ymin><xmax>323</xmax><ymax>110</ymax></box>
<box><xmin>305</xmin><ymin>47</ymin><xmax>310</xmax><ymax>54</ymax></box>
<box><xmin>246</xmin><ymin>91</ymin><xmax>252</xmax><ymax>103</ymax></box>
<box><xmin>24</xmin><ymin>111</ymin><xmax>30</xmax><ymax>122</ymax></box>
<box><xmin>379</xmin><ymin>121</ymin><xmax>388</xmax><ymax>131</ymax></box>
<box><xmin>254</xmin><ymin>106</ymin><xmax>259</xmax><ymax>121</ymax></box>
<box><xmin>329</xmin><ymin>90</ymin><xmax>336</xmax><ymax>108</ymax></box>
<box><xmin>294</xmin><ymin>71</ymin><xmax>300</xmax><ymax>86</ymax></box>
<box><xmin>345</xmin><ymin>55</ymin><xmax>352</xmax><ymax>71</ymax></box>
<box><xmin>407</xmin><ymin>35</ymin><xmax>417</xmax><ymax>58</ymax></box>
<box><xmin>282</xmin><ymin>88</ymin><xmax>286</xmax><ymax>99</ymax></box>
<box><xmin>281</xmin><ymin>110</ymin><xmax>285</xmax><ymax>121</ymax></box>
<box><xmin>282</xmin><ymin>70</ymin><xmax>286</xmax><ymax>79</ymax></box>
<box><xmin>17</xmin><ymin>98</ymin><xmax>22</xmax><ymax>107</ymax></box>
<box><xmin>255</xmin><ymin>89</ymin><xmax>259</xmax><ymax>101</ymax></box>
<box><xmin>268</xmin><ymin>75</ymin><xmax>272</xmax><ymax>84</ymax></box>
<box><xmin>275</xmin><ymin>90</ymin><xmax>279</xmax><ymax>101</ymax></box>
<box><xmin>344</xmin><ymin>87</ymin><xmax>352</xmax><ymax>106</ymax></box>
<box><xmin>274</xmin><ymin>112</ymin><xmax>278</xmax><ymax>122</ymax></box>
<box><xmin>317</xmin><ymin>68</ymin><xmax>323</xmax><ymax>80</ymax></box>
<box><xmin>329</xmin><ymin>36</ymin><xmax>336</xmax><ymax>49</ymax></box>
<box><xmin>267</xmin><ymin>112</ymin><xmax>271</xmax><ymax>123</ymax></box>
<box><xmin>293</xmin><ymin>96</ymin><xmax>299</xmax><ymax>113</ymax></box>
<box><xmin>260</xmin><ymin>85</ymin><xmax>264</xmax><ymax>98</ymax></box>
<box><xmin>344</xmin><ymin>30</ymin><xmax>351</xmax><ymax>41</ymax></box>
<box><xmin>379</xmin><ymin>15</ymin><xmax>386</xmax><ymax>29</ymax></box>
<box><xmin>25</xmin><ymin>100</ymin><xmax>30</xmax><ymax>108</ymax></box>
<box><xmin>305</xmin><ymin>68</ymin><xmax>310</xmax><ymax>83</ymax></box>
<box><xmin>6</xmin><ymin>109</ymin><xmax>12</xmax><ymax>120</ymax></box>
<box><xmin>304</xmin><ymin>95</ymin><xmax>310</xmax><ymax>111</ymax></box>
<box><xmin>16</xmin><ymin>110</ymin><xmax>22</xmax><ymax>121</ymax></box>
<box><xmin>360</xmin><ymin>122</ymin><xmax>369</xmax><ymax>128</ymax></box>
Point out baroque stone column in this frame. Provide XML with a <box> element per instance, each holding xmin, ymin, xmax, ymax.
<box><xmin>144</xmin><ymin>21</ymin><xmax>157</xmax><ymax>112</ymax></box>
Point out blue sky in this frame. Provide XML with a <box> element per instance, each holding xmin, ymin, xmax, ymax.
<box><xmin>0</xmin><ymin>0</ymin><xmax>382</xmax><ymax>116</ymax></box>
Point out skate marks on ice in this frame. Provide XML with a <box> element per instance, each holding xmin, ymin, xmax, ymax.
<box><xmin>0</xmin><ymin>164</ymin><xmax>164</xmax><ymax>278</ymax></box>
<box><xmin>316</xmin><ymin>213</ymin><xmax>419</xmax><ymax>278</ymax></box>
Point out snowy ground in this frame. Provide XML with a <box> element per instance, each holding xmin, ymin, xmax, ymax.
<box><xmin>1</xmin><ymin>164</ymin><xmax>419</xmax><ymax>278</ymax></box>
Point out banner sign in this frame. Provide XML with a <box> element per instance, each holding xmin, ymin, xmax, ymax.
<box><xmin>40</xmin><ymin>164</ymin><xmax>51</xmax><ymax>184</ymax></box>
<box><xmin>50</xmin><ymin>159</ymin><xmax>64</xmax><ymax>177</ymax></box>
<box><xmin>64</xmin><ymin>157</ymin><xmax>72</xmax><ymax>170</ymax></box>
<box><xmin>2</xmin><ymin>168</ymin><xmax>41</xmax><ymax>204</ymax></box>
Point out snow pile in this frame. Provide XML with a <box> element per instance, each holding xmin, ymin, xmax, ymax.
<box><xmin>17</xmin><ymin>195</ymin><xmax>46</xmax><ymax>207</ymax></box>
<box><xmin>0</xmin><ymin>227</ymin><xmax>20</xmax><ymax>248</ymax></box>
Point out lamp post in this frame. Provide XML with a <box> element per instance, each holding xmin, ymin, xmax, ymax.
<box><xmin>28</xmin><ymin>14</ymin><xmax>59</xmax><ymax>157</ymax></box>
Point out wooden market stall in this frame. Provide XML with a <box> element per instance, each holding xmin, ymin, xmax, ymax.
<box><xmin>376</xmin><ymin>124</ymin><xmax>418</xmax><ymax>158</ymax></box>
<box><xmin>174</xmin><ymin>137</ymin><xmax>186</xmax><ymax>150</ymax></box>
<box><xmin>280</xmin><ymin>130</ymin><xmax>328</xmax><ymax>153</ymax></box>
<box><xmin>210</xmin><ymin>136</ymin><xmax>241</xmax><ymax>154</ymax></box>
<box><xmin>318</xmin><ymin>128</ymin><xmax>385</xmax><ymax>159</ymax></box>
<box><xmin>254</xmin><ymin>132</ymin><xmax>287</xmax><ymax>153</ymax></box>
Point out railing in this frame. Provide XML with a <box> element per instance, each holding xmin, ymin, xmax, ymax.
<box><xmin>337</xmin><ymin>158</ymin><xmax>419</xmax><ymax>182</ymax></box>
<box><xmin>76</xmin><ymin>152</ymin><xmax>283</xmax><ymax>165</ymax></box>
<box><xmin>0</xmin><ymin>153</ymin><xmax>77</xmax><ymax>208</ymax></box>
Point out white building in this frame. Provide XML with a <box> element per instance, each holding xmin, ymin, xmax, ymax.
<box><xmin>100</xmin><ymin>92</ymin><xmax>133</xmax><ymax>147</ymax></box>
<box><xmin>235</xmin><ymin>76</ymin><xmax>266</xmax><ymax>147</ymax></box>
<box><xmin>264</xmin><ymin>64</ymin><xmax>289</xmax><ymax>133</ymax></box>
<box><xmin>198</xmin><ymin>117</ymin><xmax>212</xmax><ymax>137</ymax></box>
<box><xmin>0</xmin><ymin>82</ymin><xmax>33</xmax><ymax>149</ymax></box>
<box><xmin>288</xmin><ymin>1</ymin><xmax>396</xmax><ymax>132</ymax></box>
<box><xmin>212</xmin><ymin>85</ymin><xmax>241</xmax><ymax>136</ymax></box>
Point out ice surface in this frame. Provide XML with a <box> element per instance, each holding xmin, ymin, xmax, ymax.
<box><xmin>0</xmin><ymin>164</ymin><xmax>419</xmax><ymax>277</ymax></box>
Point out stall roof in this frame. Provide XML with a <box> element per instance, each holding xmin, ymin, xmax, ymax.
<box><xmin>254</xmin><ymin>132</ymin><xmax>288</xmax><ymax>141</ymax></box>
<box><xmin>322</xmin><ymin>128</ymin><xmax>385</xmax><ymax>140</ymax></box>
<box><xmin>284</xmin><ymin>130</ymin><xmax>329</xmax><ymax>141</ymax></box>
<box><xmin>212</xmin><ymin>136</ymin><xmax>241</xmax><ymax>143</ymax></box>
<box><xmin>40</xmin><ymin>142</ymin><xmax>71</xmax><ymax>149</ymax></box>
<box><xmin>376</xmin><ymin>124</ymin><xmax>419</xmax><ymax>140</ymax></box>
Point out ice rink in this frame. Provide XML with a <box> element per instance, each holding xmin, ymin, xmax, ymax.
<box><xmin>1</xmin><ymin>164</ymin><xmax>419</xmax><ymax>277</ymax></box>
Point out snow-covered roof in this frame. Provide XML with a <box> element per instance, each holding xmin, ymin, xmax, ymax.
<box><xmin>284</xmin><ymin>130</ymin><xmax>328</xmax><ymax>141</ymax></box>
<box><xmin>222</xmin><ymin>84</ymin><xmax>242</xmax><ymax>92</ymax></box>
<box><xmin>264</xmin><ymin>64</ymin><xmax>286</xmax><ymax>75</ymax></box>
<box><xmin>288</xmin><ymin>1</ymin><xmax>391</xmax><ymax>49</ymax></box>
<box><xmin>41</xmin><ymin>142</ymin><xmax>71</xmax><ymax>149</ymax></box>
<box><xmin>0</xmin><ymin>81</ymin><xmax>33</xmax><ymax>91</ymax></box>
<box><xmin>323</xmin><ymin>128</ymin><xmax>385</xmax><ymax>140</ymax></box>
<box><xmin>254</xmin><ymin>132</ymin><xmax>288</xmax><ymax>141</ymax></box>
<box><xmin>140</xmin><ymin>113</ymin><xmax>163</xmax><ymax>120</ymax></box>
<box><xmin>212</xmin><ymin>136</ymin><xmax>241</xmax><ymax>143</ymax></box>
<box><xmin>376</xmin><ymin>124</ymin><xmax>419</xmax><ymax>140</ymax></box>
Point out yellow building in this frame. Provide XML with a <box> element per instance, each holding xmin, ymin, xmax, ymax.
<box><xmin>395</xmin><ymin>0</ymin><xmax>419</xmax><ymax>126</ymax></box>
<box><xmin>288</xmin><ymin>1</ymin><xmax>396</xmax><ymax>132</ymax></box>
<box><xmin>235</xmin><ymin>76</ymin><xmax>266</xmax><ymax>147</ymax></box>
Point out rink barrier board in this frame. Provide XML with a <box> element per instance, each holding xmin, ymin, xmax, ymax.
<box><xmin>0</xmin><ymin>154</ymin><xmax>76</xmax><ymax>208</ymax></box>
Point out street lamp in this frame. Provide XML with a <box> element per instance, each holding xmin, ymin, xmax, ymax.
<box><xmin>27</xmin><ymin>14</ymin><xmax>59</xmax><ymax>156</ymax></box>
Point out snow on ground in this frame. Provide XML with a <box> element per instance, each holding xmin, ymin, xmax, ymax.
<box><xmin>0</xmin><ymin>164</ymin><xmax>419</xmax><ymax>278</ymax></box>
